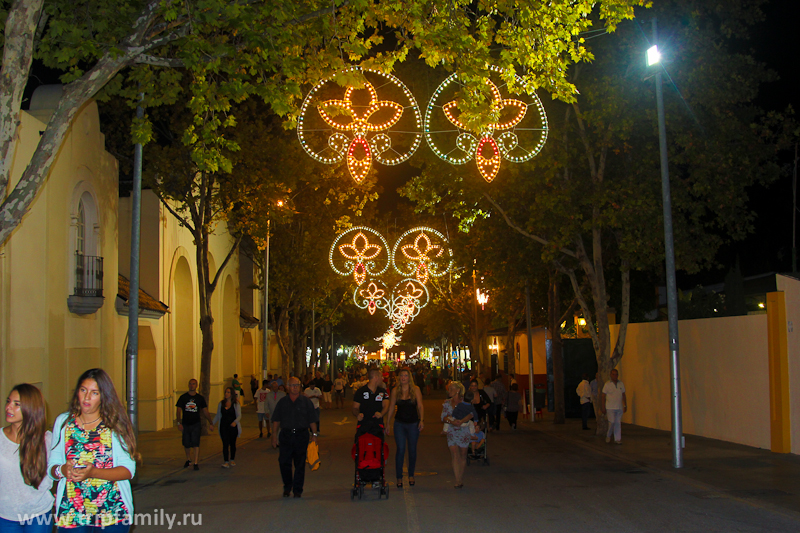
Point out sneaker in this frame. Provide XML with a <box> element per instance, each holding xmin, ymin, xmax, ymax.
<box><xmin>221</xmin><ymin>462</ymin><xmax>230</xmax><ymax>468</ymax></box>
<box><xmin>259</xmin><ymin>433</ymin><xmax>263</xmax><ymax>438</ymax></box>
<box><xmin>605</xmin><ymin>437</ymin><xmax>611</xmax><ymax>443</ymax></box>
<box><xmin>283</xmin><ymin>490</ymin><xmax>291</xmax><ymax>497</ymax></box>
<box><xmin>193</xmin><ymin>464</ymin><xmax>199</xmax><ymax>471</ymax></box>
<box><xmin>293</xmin><ymin>493</ymin><xmax>302</xmax><ymax>498</ymax></box>
<box><xmin>372</xmin><ymin>482</ymin><xmax>381</xmax><ymax>489</ymax></box>
<box><xmin>183</xmin><ymin>460</ymin><xmax>191</xmax><ymax>468</ymax></box>
<box><xmin>615</xmin><ymin>440</ymin><xmax>622</xmax><ymax>445</ymax></box>
<box><xmin>230</xmin><ymin>461</ymin><xmax>236</xmax><ymax>466</ymax></box>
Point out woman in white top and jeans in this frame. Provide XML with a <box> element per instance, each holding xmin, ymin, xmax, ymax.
<box><xmin>0</xmin><ymin>384</ymin><xmax>54</xmax><ymax>532</ymax></box>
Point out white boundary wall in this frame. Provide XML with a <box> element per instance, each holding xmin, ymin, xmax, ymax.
<box><xmin>610</xmin><ymin>314</ymin><xmax>770</xmax><ymax>449</ymax></box>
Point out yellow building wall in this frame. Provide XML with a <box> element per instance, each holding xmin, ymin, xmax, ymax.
<box><xmin>611</xmin><ymin>315</ymin><xmax>771</xmax><ymax>449</ymax></box>
<box><xmin>0</xmin><ymin>101</ymin><xmax>122</xmax><ymax>429</ymax></box>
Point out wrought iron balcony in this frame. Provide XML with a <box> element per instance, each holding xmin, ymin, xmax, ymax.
<box><xmin>74</xmin><ymin>253</ymin><xmax>104</xmax><ymax>298</ymax></box>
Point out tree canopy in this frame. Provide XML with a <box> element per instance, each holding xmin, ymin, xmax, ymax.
<box><xmin>0</xmin><ymin>0</ymin><xmax>647</xmax><ymax>244</ymax></box>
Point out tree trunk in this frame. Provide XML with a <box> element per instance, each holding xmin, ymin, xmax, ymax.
<box><xmin>549</xmin><ymin>272</ymin><xmax>565</xmax><ymax>424</ymax></box>
<box><xmin>0</xmin><ymin>0</ymin><xmax>44</xmax><ymax>197</ymax></box>
<box><xmin>505</xmin><ymin>315</ymin><xmax>518</xmax><ymax>377</ymax></box>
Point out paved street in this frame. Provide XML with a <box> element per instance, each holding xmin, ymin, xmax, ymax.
<box><xmin>131</xmin><ymin>391</ymin><xmax>800</xmax><ymax>532</ymax></box>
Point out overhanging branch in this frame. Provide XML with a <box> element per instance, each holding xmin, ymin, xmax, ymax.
<box><xmin>483</xmin><ymin>193</ymin><xmax>576</xmax><ymax>258</ymax></box>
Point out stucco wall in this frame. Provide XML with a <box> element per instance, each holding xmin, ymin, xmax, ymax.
<box><xmin>776</xmin><ymin>274</ymin><xmax>800</xmax><ymax>454</ymax></box>
<box><xmin>611</xmin><ymin>315</ymin><xmax>771</xmax><ymax>449</ymax></box>
<box><xmin>0</xmin><ymin>101</ymin><xmax>121</xmax><ymax>428</ymax></box>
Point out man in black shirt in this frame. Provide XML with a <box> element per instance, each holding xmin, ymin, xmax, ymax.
<box><xmin>271</xmin><ymin>377</ymin><xmax>319</xmax><ymax>498</ymax></box>
<box><xmin>176</xmin><ymin>378</ymin><xmax>214</xmax><ymax>471</ymax></box>
<box><xmin>352</xmin><ymin>369</ymin><xmax>389</xmax><ymax>428</ymax></box>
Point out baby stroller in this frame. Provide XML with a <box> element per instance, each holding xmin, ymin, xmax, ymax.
<box><xmin>467</xmin><ymin>423</ymin><xmax>489</xmax><ymax>466</ymax></box>
<box><xmin>350</xmin><ymin>422</ymin><xmax>389</xmax><ymax>500</ymax></box>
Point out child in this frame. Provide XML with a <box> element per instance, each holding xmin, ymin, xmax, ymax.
<box><xmin>470</xmin><ymin>422</ymin><xmax>486</xmax><ymax>454</ymax></box>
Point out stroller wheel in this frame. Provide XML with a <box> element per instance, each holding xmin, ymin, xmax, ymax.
<box><xmin>358</xmin><ymin>485</ymin><xmax>364</xmax><ymax>500</ymax></box>
<box><xmin>351</xmin><ymin>487</ymin><xmax>356</xmax><ymax>500</ymax></box>
<box><xmin>485</xmin><ymin>458</ymin><xmax>490</xmax><ymax>466</ymax></box>
<box><xmin>467</xmin><ymin>457</ymin><xmax>471</xmax><ymax>466</ymax></box>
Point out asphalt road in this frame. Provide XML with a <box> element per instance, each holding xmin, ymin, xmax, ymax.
<box><xmin>131</xmin><ymin>392</ymin><xmax>800</xmax><ymax>532</ymax></box>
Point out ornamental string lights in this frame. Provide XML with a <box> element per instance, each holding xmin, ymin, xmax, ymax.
<box><xmin>297</xmin><ymin>67</ymin><xmax>422</xmax><ymax>184</ymax></box>
<box><xmin>424</xmin><ymin>65</ymin><xmax>549</xmax><ymax>182</ymax></box>
<box><xmin>392</xmin><ymin>227</ymin><xmax>453</xmax><ymax>284</ymax></box>
<box><xmin>331</xmin><ymin>225</ymin><xmax>448</xmax><ymax>335</ymax></box>
<box><xmin>329</xmin><ymin>227</ymin><xmax>390</xmax><ymax>284</ymax></box>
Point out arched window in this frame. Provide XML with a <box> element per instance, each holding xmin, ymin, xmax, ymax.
<box><xmin>68</xmin><ymin>184</ymin><xmax>104</xmax><ymax>314</ymax></box>
<box><xmin>76</xmin><ymin>200</ymin><xmax>85</xmax><ymax>255</ymax></box>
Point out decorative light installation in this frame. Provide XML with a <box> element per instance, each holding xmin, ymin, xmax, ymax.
<box><xmin>297</xmin><ymin>67</ymin><xmax>422</xmax><ymax>184</ymax></box>
<box><xmin>329</xmin><ymin>226</ymin><xmax>390</xmax><ymax>284</ymax></box>
<box><xmin>424</xmin><ymin>65</ymin><xmax>549</xmax><ymax>182</ymax></box>
<box><xmin>354</xmin><ymin>280</ymin><xmax>390</xmax><ymax>315</ymax></box>
<box><xmin>392</xmin><ymin>227</ymin><xmax>453</xmax><ymax>283</ymax></box>
<box><xmin>378</xmin><ymin>330</ymin><xmax>399</xmax><ymax>350</ymax></box>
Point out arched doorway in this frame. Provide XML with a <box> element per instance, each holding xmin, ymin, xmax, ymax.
<box><xmin>173</xmin><ymin>256</ymin><xmax>194</xmax><ymax>393</ymax></box>
<box><xmin>241</xmin><ymin>331</ymin><xmax>254</xmax><ymax>385</ymax></box>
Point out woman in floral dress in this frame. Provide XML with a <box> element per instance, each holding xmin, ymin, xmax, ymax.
<box><xmin>440</xmin><ymin>381</ymin><xmax>477</xmax><ymax>489</ymax></box>
<box><xmin>48</xmin><ymin>369</ymin><xmax>138</xmax><ymax>532</ymax></box>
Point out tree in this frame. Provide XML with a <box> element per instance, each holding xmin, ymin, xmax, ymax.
<box><xmin>403</xmin><ymin>0</ymin><xmax>791</xmax><ymax>435</ymax></box>
<box><xmin>0</xmin><ymin>0</ymin><xmax>646</xmax><ymax>245</ymax></box>
<box><xmin>135</xmin><ymin>98</ymin><xmax>304</xmax><ymax>402</ymax></box>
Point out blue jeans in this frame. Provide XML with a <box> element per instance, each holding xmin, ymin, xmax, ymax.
<box><xmin>0</xmin><ymin>514</ymin><xmax>52</xmax><ymax>533</ymax></box>
<box><xmin>393</xmin><ymin>421</ymin><xmax>420</xmax><ymax>479</ymax></box>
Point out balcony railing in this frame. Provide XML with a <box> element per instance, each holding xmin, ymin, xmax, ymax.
<box><xmin>74</xmin><ymin>253</ymin><xmax>103</xmax><ymax>298</ymax></box>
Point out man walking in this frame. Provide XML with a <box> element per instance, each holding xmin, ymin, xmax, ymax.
<box><xmin>576</xmin><ymin>373</ymin><xmax>593</xmax><ymax>430</ymax></box>
<box><xmin>304</xmin><ymin>380</ymin><xmax>323</xmax><ymax>432</ymax></box>
<box><xmin>271</xmin><ymin>377</ymin><xmax>319</xmax><ymax>498</ymax></box>
<box><xmin>490</xmin><ymin>373</ymin><xmax>507</xmax><ymax>431</ymax></box>
<box><xmin>254</xmin><ymin>379</ymin><xmax>271</xmax><ymax>438</ymax></box>
<box><xmin>265</xmin><ymin>380</ymin><xmax>286</xmax><ymax>436</ymax></box>
<box><xmin>600</xmin><ymin>369</ymin><xmax>627</xmax><ymax>444</ymax></box>
<box><xmin>176</xmin><ymin>378</ymin><xmax>214</xmax><ymax>470</ymax></box>
<box><xmin>352</xmin><ymin>369</ymin><xmax>389</xmax><ymax>429</ymax></box>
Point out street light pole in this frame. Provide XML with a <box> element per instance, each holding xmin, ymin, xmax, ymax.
<box><xmin>261</xmin><ymin>220</ymin><xmax>270</xmax><ymax>381</ymax></box>
<box><xmin>525</xmin><ymin>281</ymin><xmax>535</xmax><ymax>422</ymax></box>
<box><xmin>650</xmin><ymin>18</ymin><xmax>683</xmax><ymax>468</ymax></box>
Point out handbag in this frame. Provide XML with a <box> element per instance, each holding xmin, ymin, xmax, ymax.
<box><xmin>306</xmin><ymin>441</ymin><xmax>321</xmax><ymax>471</ymax></box>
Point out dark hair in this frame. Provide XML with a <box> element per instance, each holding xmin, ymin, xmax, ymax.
<box><xmin>470</xmin><ymin>379</ymin><xmax>478</xmax><ymax>385</ymax></box>
<box><xmin>10</xmin><ymin>384</ymin><xmax>48</xmax><ymax>488</ymax></box>
<box><xmin>510</xmin><ymin>383</ymin><xmax>519</xmax><ymax>391</ymax></box>
<box><xmin>464</xmin><ymin>391</ymin><xmax>475</xmax><ymax>402</ymax></box>
<box><xmin>262</xmin><ymin>380</ymin><xmax>269</xmax><ymax>386</ymax></box>
<box><xmin>234</xmin><ymin>374</ymin><xmax>238</xmax><ymax>378</ymax></box>
<box><xmin>224</xmin><ymin>387</ymin><xmax>239</xmax><ymax>405</ymax></box>
<box><xmin>65</xmin><ymin>369</ymin><xmax>139</xmax><ymax>461</ymax></box>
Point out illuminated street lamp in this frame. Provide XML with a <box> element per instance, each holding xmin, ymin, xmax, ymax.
<box><xmin>476</xmin><ymin>288</ymin><xmax>489</xmax><ymax>310</ymax></box>
<box><xmin>648</xmin><ymin>20</ymin><xmax>683</xmax><ymax>469</ymax></box>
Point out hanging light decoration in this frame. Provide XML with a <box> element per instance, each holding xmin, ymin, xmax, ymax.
<box><xmin>329</xmin><ymin>226</ymin><xmax>391</xmax><ymax>284</ymax></box>
<box><xmin>297</xmin><ymin>67</ymin><xmax>422</xmax><ymax>184</ymax></box>
<box><xmin>424</xmin><ymin>65</ymin><xmax>549</xmax><ymax>182</ymax></box>
<box><xmin>353</xmin><ymin>279</ymin><xmax>390</xmax><ymax>315</ymax></box>
<box><xmin>392</xmin><ymin>227</ymin><xmax>453</xmax><ymax>283</ymax></box>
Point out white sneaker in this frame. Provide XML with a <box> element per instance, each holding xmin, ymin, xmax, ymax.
<box><xmin>221</xmin><ymin>462</ymin><xmax>230</xmax><ymax>468</ymax></box>
<box><xmin>605</xmin><ymin>437</ymin><xmax>611</xmax><ymax>443</ymax></box>
<box><xmin>230</xmin><ymin>461</ymin><xmax>236</xmax><ymax>466</ymax></box>
<box><xmin>615</xmin><ymin>440</ymin><xmax>622</xmax><ymax>445</ymax></box>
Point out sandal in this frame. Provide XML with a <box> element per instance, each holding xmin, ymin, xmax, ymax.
<box><xmin>396</xmin><ymin>480</ymin><xmax>403</xmax><ymax>488</ymax></box>
<box><xmin>408</xmin><ymin>477</ymin><xmax>415</xmax><ymax>486</ymax></box>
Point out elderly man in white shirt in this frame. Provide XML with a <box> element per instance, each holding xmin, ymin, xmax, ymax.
<box><xmin>600</xmin><ymin>369</ymin><xmax>627</xmax><ymax>444</ymax></box>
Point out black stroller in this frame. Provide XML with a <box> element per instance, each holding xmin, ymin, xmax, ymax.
<box><xmin>350</xmin><ymin>422</ymin><xmax>389</xmax><ymax>500</ymax></box>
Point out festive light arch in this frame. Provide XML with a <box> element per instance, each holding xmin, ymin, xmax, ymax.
<box><xmin>392</xmin><ymin>227</ymin><xmax>453</xmax><ymax>283</ymax></box>
<box><xmin>353</xmin><ymin>279</ymin><xmax>390</xmax><ymax>316</ymax></box>
<box><xmin>424</xmin><ymin>65</ymin><xmax>549</xmax><ymax>182</ymax></box>
<box><xmin>329</xmin><ymin>226</ymin><xmax>391</xmax><ymax>284</ymax></box>
<box><xmin>297</xmin><ymin>67</ymin><xmax>422</xmax><ymax>184</ymax></box>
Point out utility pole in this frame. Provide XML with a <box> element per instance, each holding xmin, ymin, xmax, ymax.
<box><xmin>126</xmin><ymin>100</ymin><xmax>144</xmax><ymax>437</ymax></box>
<box><xmin>651</xmin><ymin>18</ymin><xmax>683</xmax><ymax>468</ymax></box>
<box><xmin>525</xmin><ymin>281</ymin><xmax>535</xmax><ymax>422</ymax></box>
<box><xmin>261</xmin><ymin>221</ymin><xmax>270</xmax><ymax>380</ymax></box>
